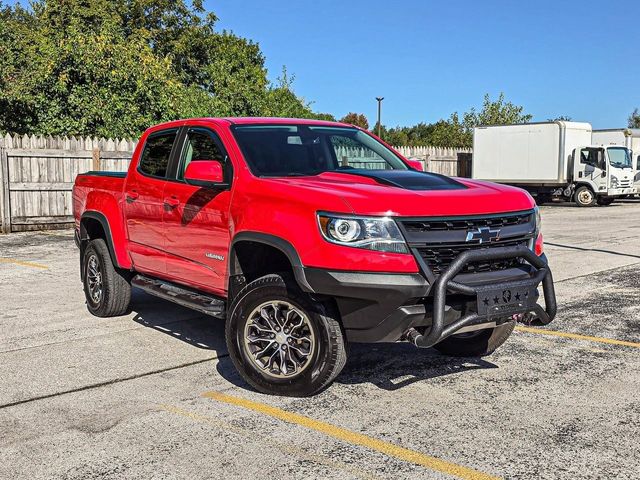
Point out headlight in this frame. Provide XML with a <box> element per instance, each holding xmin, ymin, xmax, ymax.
<box><xmin>530</xmin><ymin>207</ymin><xmax>542</xmax><ymax>253</ymax></box>
<box><xmin>318</xmin><ymin>214</ymin><xmax>409</xmax><ymax>254</ymax></box>
<box><xmin>534</xmin><ymin>206</ymin><xmax>541</xmax><ymax>236</ymax></box>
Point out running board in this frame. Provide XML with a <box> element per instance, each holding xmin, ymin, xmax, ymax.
<box><xmin>132</xmin><ymin>275</ymin><xmax>226</xmax><ymax>318</ymax></box>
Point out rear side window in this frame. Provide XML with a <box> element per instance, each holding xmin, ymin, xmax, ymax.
<box><xmin>139</xmin><ymin>130</ymin><xmax>177</xmax><ymax>178</ymax></box>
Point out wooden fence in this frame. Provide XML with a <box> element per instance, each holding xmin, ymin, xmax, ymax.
<box><xmin>0</xmin><ymin>133</ymin><xmax>471</xmax><ymax>233</ymax></box>
<box><xmin>0</xmin><ymin>134</ymin><xmax>136</xmax><ymax>232</ymax></box>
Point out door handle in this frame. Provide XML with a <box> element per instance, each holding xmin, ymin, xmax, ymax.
<box><xmin>163</xmin><ymin>196</ymin><xmax>180</xmax><ymax>209</ymax></box>
<box><xmin>125</xmin><ymin>190</ymin><xmax>139</xmax><ymax>203</ymax></box>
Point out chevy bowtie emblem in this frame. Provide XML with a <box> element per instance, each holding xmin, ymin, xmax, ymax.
<box><xmin>465</xmin><ymin>227</ymin><xmax>501</xmax><ymax>244</ymax></box>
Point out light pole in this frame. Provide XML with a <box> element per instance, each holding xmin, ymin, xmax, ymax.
<box><xmin>375</xmin><ymin>97</ymin><xmax>384</xmax><ymax>138</ymax></box>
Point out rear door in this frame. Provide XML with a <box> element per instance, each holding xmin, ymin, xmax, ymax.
<box><xmin>161</xmin><ymin>126</ymin><xmax>233</xmax><ymax>295</ymax></box>
<box><xmin>123</xmin><ymin>128</ymin><xmax>179</xmax><ymax>275</ymax></box>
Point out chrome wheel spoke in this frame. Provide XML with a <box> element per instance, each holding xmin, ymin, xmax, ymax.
<box><xmin>288</xmin><ymin>343</ymin><xmax>311</xmax><ymax>357</ymax></box>
<box><xmin>249</xmin><ymin>324</ymin><xmax>276</xmax><ymax>335</ymax></box>
<box><xmin>255</xmin><ymin>340</ymin><xmax>277</xmax><ymax>357</ymax></box>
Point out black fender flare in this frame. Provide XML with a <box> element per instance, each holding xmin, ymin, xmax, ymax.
<box><xmin>80</xmin><ymin>211</ymin><xmax>120</xmax><ymax>269</ymax></box>
<box><xmin>228</xmin><ymin>232</ymin><xmax>313</xmax><ymax>293</ymax></box>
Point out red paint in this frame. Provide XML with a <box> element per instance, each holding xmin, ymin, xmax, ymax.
<box><xmin>406</xmin><ymin>159</ymin><xmax>424</xmax><ymax>171</ymax></box>
<box><xmin>73</xmin><ymin>117</ymin><xmax>538</xmax><ymax>297</ymax></box>
<box><xmin>184</xmin><ymin>160</ymin><xmax>225</xmax><ymax>185</ymax></box>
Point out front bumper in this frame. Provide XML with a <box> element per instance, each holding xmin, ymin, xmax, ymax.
<box><xmin>302</xmin><ymin>246</ymin><xmax>556</xmax><ymax>346</ymax></box>
<box><xmin>607</xmin><ymin>187</ymin><xmax>637</xmax><ymax>196</ymax></box>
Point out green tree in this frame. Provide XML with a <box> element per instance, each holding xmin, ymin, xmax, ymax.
<box><xmin>547</xmin><ymin>115</ymin><xmax>572</xmax><ymax>122</ymax></box>
<box><xmin>0</xmin><ymin>0</ymin><xmax>328</xmax><ymax>137</ymax></box>
<box><xmin>340</xmin><ymin>112</ymin><xmax>369</xmax><ymax>129</ymax></box>
<box><xmin>628</xmin><ymin>109</ymin><xmax>640</xmax><ymax>128</ymax></box>
<box><xmin>368</xmin><ymin>94</ymin><xmax>531</xmax><ymax>148</ymax></box>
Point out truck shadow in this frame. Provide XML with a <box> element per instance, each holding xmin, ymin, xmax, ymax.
<box><xmin>129</xmin><ymin>289</ymin><xmax>498</xmax><ymax>393</ymax></box>
<box><xmin>130</xmin><ymin>289</ymin><xmax>226</xmax><ymax>351</ymax></box>
<box><xmin>336</xmin><ymin>343</ymin><xmax>498</xmax><ymax>391</ymax></box>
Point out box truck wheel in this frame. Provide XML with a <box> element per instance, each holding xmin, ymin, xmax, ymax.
<box><xmin>597</xmin><ymin>196</ymin><xmax>615</xmax><ymax>206</ymax></box>
<box><xmin>574</xmin><ymin>186</ymin><xmax>596</xmax><ymax>207</ymax></box>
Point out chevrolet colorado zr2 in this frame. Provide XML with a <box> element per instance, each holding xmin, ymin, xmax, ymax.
<box><xmin>73</xmin><ymin>117</ymin><xmax>557</xmax><ymax>396</ymax></box>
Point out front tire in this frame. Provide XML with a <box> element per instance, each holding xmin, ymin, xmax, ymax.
<box><xmin>574</xmin><ymin>186</ymin><xmax>596</xmax><ymax>207</ymax></box>
<box><xmin>226</xmin><ymin>274</ymin><xmax>347</xmax><ymax>396</ymax></box>
<box><xmin>82</xmin><ymin>239</ymin><xmax>131</xmax><ymax>317</ymax></box>
<box><xmin>433</xmin><ymin>321</ymin><xmax>515</xmax><ymax>357</ymax></box>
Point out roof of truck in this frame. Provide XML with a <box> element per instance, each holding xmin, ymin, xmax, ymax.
<box><xmin>475</xmin><ymin>121</ymin><xmax>592</xmax><ymax>130</ymax></box>
<box><xmin>144</xmin><ymin>117</ymin><xmax>357</xmax><ymax>134</ymax></box>
<box><xmin>223</xmin><ymin>117</ymin><xmax>352</xmax><ymax>127</ymax></box>
<box><xmin>593</xmin><ymin>128</ymin><xmax>640</xmax><ymax>136</ymax></box>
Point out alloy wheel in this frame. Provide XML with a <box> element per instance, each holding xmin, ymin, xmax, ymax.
<box><xmin>86</xmin><ymin>254</ymin><xmax>103</xmax><ymax>304</ymax></box>
<box><xmin>242</xmin><ymin>301</ymin><xmax>315</xmax><ymax>379</ymax></box>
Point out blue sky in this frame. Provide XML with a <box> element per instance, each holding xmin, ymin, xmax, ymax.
<box><xmin>210</xmin><ymin>0</ymin><xmax>639</xmax><ymax>128</ymax></box>
<box><xmin>6</xmin><ymin>0</ymin><xmax>639</xmax><ymax>128</ymax></box>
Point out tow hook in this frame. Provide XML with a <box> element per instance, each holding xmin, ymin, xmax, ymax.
<box><xmin>513</xmin><ymin>312</ymin><xmax>544</xmax><ymax>326</ymax></box>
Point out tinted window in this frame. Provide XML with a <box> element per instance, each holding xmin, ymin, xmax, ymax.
<box><xmin>139</xmin><ymin>131</ymin><xmax>177</xmax><ymax>178</ymax></box>
<box><xmin>231</xmin><ymin>125</ymin><xmax>407</xmax><ymax>177</ymax></box>
<box><xmin>178</xmin><ymin>129</ymin><xmax>226</xmax><ymax>180</ymax></box>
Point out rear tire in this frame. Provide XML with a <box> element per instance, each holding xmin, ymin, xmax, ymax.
<box><xmin>82</xmin><ymin>239</ymin><xmax>131</xmax><ymax>317</ymax></box>
<box><xmin>596</xmin><ymin>196</ymin><xmax>615</xmax><ymax>206</ymax></box>
<box><xmin>574</xmin><ymin>186</ymin><xmax>596</xmax><ymax>207</ymax></box>
<box><xmin>433</xmin><ymin>321</ymin><xmax>515</xmax><ymax>357</ymax></box>
<box><xmin>226</xmin><ymin>274</ymin><xmax>347</xmax><ymax>397</ymax></box>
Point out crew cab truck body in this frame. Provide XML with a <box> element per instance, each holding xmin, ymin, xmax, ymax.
<box><xmin>592</xmin><ymin>128</ymin><xmax>640</xmax><ymax>195</ymax></box>
<box><xmin>73</xmin><ymin>117</ymin><xmax>556</xmax><ymax>396</ymax></box>
<box><xmin>473</xmin><ymin>122</ymin><xmax>637</xmax><ymax>206</ymax></box>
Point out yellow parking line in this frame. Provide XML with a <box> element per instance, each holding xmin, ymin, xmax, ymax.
<box><xmin>202</xmin><ymin>391</ymin><xmax>500</xmax><ymax>480</ymax></box>
<box><xmin>515</xmin><ymin>326</ymin><xmax>640</xmax><ymax>349</ymax></box>
<box><xmin>0</xmin><ymin>257</ymin><xmax>48</xmax><ymax>270</ymax></box>
<box><xmin>159</xmin><ymin>405</ymin><xmax>383</xmax><ymax>480</ymax></box>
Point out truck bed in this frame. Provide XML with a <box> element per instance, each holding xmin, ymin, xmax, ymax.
<box><xmin>73</xmin><ymin>172</ymin><xmax>126</xmax><ymax>225</ymax></box>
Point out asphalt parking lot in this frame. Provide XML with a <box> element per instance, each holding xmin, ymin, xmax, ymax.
<box><xmin>1</xmin><ymin>201</ymin><xmax>639</xmax><ymax>480</ymax></box>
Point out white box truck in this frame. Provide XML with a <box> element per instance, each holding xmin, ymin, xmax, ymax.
<box><xmin>592</xmin><ymin>128</ymin><xmax>640</xmax><ymax>195</ymax></box>
<box><xmin>472</xmin><ymin>122</ymin><xmax>636</xmax><ymax>207</ymax></box>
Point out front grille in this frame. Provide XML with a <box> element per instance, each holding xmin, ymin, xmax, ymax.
<box><xmin>415</xmin><ymin>238</ymin><xmax>528</xmax><ymax>275</ymax></box>
<box><xmin>402</xmin><ymin>212</ymin><xmax>532</xmax><ymax>232</ymax></box>
<box><xmin>399</xmin><ymin>211</ymin><xmax>535</xmax><ymax>276</ymax></box>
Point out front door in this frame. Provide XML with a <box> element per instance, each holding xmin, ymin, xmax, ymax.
<box><xmin>162</xmin><ymin>127</ymin><xmax>232</xmax><ymax>295</ymax></box>
<box><xmin>576</xmin><ymin>147</ymin><xmax>606</xmax><ymax>190</ymax></box>
<box><xmin>123</xmin><ymin>129</ymin><xmax>179</xmax><ymax>275</ymax></box>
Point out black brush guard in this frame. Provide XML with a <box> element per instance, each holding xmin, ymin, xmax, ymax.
<box><xmin>405</xmin><ymin>245</ymin><xmax>556</xmax><ymax>348</ymax></box>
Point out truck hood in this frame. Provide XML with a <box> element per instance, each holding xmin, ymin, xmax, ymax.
<box><xmin>269</xmin><ymin>170</ymin><xmax>535</xmax><ymax>216</ymax></box>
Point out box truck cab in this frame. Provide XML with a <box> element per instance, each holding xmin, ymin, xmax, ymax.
<box><xmin>592</xmin><ymin>128</ymin><xmax>640</xmax><ymax>195</ymax></box>
<box><xmin>472</xmin><ymin>122</ymin><xmax>637</xmax><ymax>207</ymax></box>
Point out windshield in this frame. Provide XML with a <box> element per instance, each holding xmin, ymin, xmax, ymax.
<box><xmin>607</xmin><ymin>147</ymin><xmax>632</xmax><ymax>169</ymax></box>
<box><xmin>231</xmin><ymin>125</ymin><xmax>408</xmax><ymax>177</ymax></box>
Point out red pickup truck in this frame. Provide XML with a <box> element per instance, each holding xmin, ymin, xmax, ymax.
<box><xmin>73</xmin><ymin>117</ymin><xmax>556</xmax><ymax>396</ymax></box>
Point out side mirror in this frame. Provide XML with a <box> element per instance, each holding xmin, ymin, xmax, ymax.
<box><xmin>406</xmin><ymin>159</ymin><xmax>424</xmax><ymax>171</ymax></box>
<box><xmin>184</xmin><ymin>160</ymin><xmax>228</xmax><ymax>188</ymax></box>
